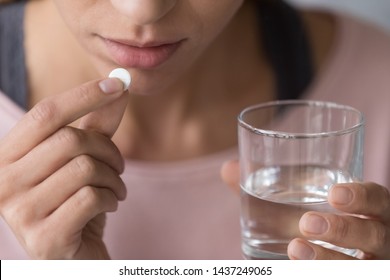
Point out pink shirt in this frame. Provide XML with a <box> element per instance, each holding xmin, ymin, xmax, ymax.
<box><xmin>1</xmin><ymin>13</ymin><xmax>390</xmax><ymax>259</ymax></box>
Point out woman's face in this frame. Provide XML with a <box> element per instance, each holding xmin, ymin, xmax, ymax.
<box><xmin>53</xmin><ymin>0</ymin><xmax>245</xmax><ymax>95</ymax></box>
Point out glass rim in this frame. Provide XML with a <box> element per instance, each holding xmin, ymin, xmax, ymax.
<box><xmin>238</xmin><ymin>100</ymin><xmax>365</xmax><ymax>139</ymax></box>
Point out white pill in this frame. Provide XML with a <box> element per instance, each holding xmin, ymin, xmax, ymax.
<box><xmin>109</xmin><ymin>68</ymin><xmax>132</xmax><ymax>90</ymax></box>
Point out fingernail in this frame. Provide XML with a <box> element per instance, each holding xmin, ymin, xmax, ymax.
<box><xmin>330</xmin><ymin>186</ymin><xmax>353</xmax><ymax>205</ymax></box>
<box><xmin>301</xmin><ymin>214</ymin><xmax>328</xmax><ymax>235</ymax></box>
<box><xmin>98</xmin><ymin>78</ymin><xmax>124</xmax><ymax>94</ymax></box>
<box><xmin>289</xmin><ymin>240</ymin><xmax>315</xmax><ymax>260</ymax></box>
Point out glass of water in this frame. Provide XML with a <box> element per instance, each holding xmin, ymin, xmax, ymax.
<box><xmin>238</xmin><ymin>100</ymin><xmax>364</xmax><ymax>259</ymax></box>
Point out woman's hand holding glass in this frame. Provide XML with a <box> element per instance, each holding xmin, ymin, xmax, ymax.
<box><xmin>288</xmin><ymin>181</ymin><xmax>390</xmax><ymax>260</ymax></box>
<box><xmin>0</xmin><ymin>78</ymin><xmax>128</xmax><ymax>259</ymax></box>
<box><xmin>221</xmin><ymin>160</ymin><xmax>390</xmax><ymax>259</ymax></box>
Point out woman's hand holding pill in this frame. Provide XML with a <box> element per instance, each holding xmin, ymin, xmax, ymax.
<box><xmin>0</xmin><ymin>69</ymin><xmax>130</xmax><ymax>259</ymax></box>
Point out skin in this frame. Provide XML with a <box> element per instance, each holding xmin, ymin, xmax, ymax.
<box><xmin>0</xmin><ymin>0</ymin><xmax>389</xmax><ymax>259</ymax></box>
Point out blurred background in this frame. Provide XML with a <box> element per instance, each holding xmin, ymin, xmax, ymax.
<box><xmin>287</xmin><ymin>0</ymin><xmax>390</xmax><ymax>32</ymax></box>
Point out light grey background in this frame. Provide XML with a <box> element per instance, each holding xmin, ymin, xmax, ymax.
<box><xmin>287</xmin><ymin>0</ymin><xmax>390</xmax><ymax>32</ymax></box>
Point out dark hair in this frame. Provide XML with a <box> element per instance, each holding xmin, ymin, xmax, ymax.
<box><xmin>258</xmin><ymin>0</ymin><xmax>314</xmax><ymax>100</ymax></box>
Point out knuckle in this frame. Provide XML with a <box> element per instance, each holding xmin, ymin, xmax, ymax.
<box><xmin>107</xmin><ymin>192</ymin><xmax>119</xmax><ymax>212</ymax></box>
<box><xmin>30</xmin><ymin>100</ymin><xmax>57</xmax><ymax>125</ymax></box>
<box><xmin>76</xmin><ymin>84</ymin><xmax>95</xmax><ymax>105</ymax></box>
<box><xmin>78</xmin><ymin>186</ymin><xmax>99</xmax><ymax>202</ymax></box>
<box><xmin>359</xmin><ymin>185</ymin><xmax>369</xmax><ymax>203</ymax></box>
<box><xmin>332</xmin><ymin>215</ymin><xmax>350</xmax><ymax>242</ymax></box>
<box><xmin>361</xmin><ymin>182</ymin><xmax>390</xmax><ymax>214</ymax></box>
<box><xmin>370</xmin><ymin>222</ymin><xmax>388</xmax><ymax>252</ymax></box>
<box><xmin>379</xmin><ymin>186</ymin><xmax>390</xmax><ymax>211</ymax></box>
<box><xmin>71</xmin><ymin>155</ymin><xmax>96</xmax><ymax>179</ymax></box>
<box><xmin>117</xmin><ymin>179</ymin><xmax>127</xmax><ymax>200</ymax></box>
<box><xmin>3</xmin><ymin>200</ymin><xmax>31</xmax><ymax>230</ymax></box>
<box><xmin>55</xmin><ymin>127</ymin><xmax>84</xmax><ymax>147</ymax></box>
<box><xmin>76</xmin><ymin>186</ymin><xmax>100</xmax><ymax>208</ymax></box>
<box><xmin>77</xmin><ymin>186</ymin><xmax>118</xmax><ymax>213</ymax></box>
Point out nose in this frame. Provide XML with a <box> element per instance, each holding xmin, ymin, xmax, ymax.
<box><xmin>110</xmin><ymin>0</ymin><xmax>178</xmax><ymax>25</ymax></box>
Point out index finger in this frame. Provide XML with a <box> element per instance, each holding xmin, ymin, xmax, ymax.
<box><xmin>328</xmin><ymin>182</ymin><xmax>390</xmax><ymax>220</ymax></box>
<box><xmin>0</xmin><ymin>78</ymin><xmax>124</xmax><ymax>165</ymax></box>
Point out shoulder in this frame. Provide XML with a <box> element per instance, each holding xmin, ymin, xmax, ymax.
<box><xmin>303</xmin><ymin>8</ymin><xmax>390</xmax><ymax>75</ymax></box>
<box><xmin>308</xmin><ymin>10</ymin><xmax>390</xmax><ymax>101</ymax></box>
<box><xmin>342</xmin><ymin>13</ymin><xmax>390</xmax><ymax>92</ymax></box>
<box><xmin>336</xmin><ymin>12</ymin><xmax>390</xmax><ymax>62</ymax></box>
<box><xmin>330</xmin><ymin>10</ymin><xmax>390</xmax><ymax>65</ymax></box>
<box><xmin>329</xmin><ymin>12</ymin><xmax>390</xmax><ymax>94</ymax></box>
<box><xmin>306</xmin><ymin>11</ymin><xmax>390</xmax><ymax>131</ymax></box>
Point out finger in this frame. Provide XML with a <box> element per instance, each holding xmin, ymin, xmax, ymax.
<box><xmin>30</xmin><ymin>155</ymin><xmax>126</xmax><ymax>218</ymax></box>
<box><xmin>38</xmin><ymin>187</ymin><xmax>118</xmax><ymax>259</ymax></box>
<box><xmin>0</xmin><ymin>164</ymin><xmax>23</xmax><ymax>207</ymax></box>
<box><xmin>12</xmin><ymin>127</ymin><xmax>124</xmax><ymax>188</ymax></box>
<box><xmin>288</xmin><ymin>238</ymin><xmax>357</xmax><ymax>260</ymax></box>
<box><xmin>299</xmin><ymin>211</ymin><xmax>390</xmax><ymax>258</ymax></box>
<box><xmin>329</xmin><ymin>182</ymin><xmax>390</xmax><ymax>220</ymax></box>
<box><xmin>78</xmin><ymin>91</ymin><xmax>128</xmax><ymax>138</ymax></box>
<box><xmin>0</xmin><ymin>78</ymin><xmax>124</xmax><ymax>165</ymax></box>
<box><xmin>220</xmin><ymin>160</ymin><xmax>240</xmax><ymax>194</ymax></box>
<box><xmin>78</xmin><ymin>68</ymin><xmax>131</xmax><ymax>138</ymax></box>
<box><xmin>49</xmin><ymin>186</ymin><xmax>119</xmax><ymax>240</ymax></box>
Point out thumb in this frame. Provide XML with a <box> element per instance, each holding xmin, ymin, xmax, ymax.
<box><xmin>78</xmin><ymin>69</ymin><xmax>131</xmax><ymax>138</ymax></box>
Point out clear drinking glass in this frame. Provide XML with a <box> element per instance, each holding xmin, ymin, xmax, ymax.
<box><xmin>238</xmin><ymin>100</ymin><xmax>364</xmax><ymax>259</ymax></box>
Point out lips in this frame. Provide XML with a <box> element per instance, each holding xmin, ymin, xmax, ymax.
<box><xmin>103</xmin><ymin>37</ymin><xmax>184</xmax><ymax>69</ymax></box>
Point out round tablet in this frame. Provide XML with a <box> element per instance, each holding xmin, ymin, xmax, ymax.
<box><xmin>108</xmin><ymin>68</ymin><xmax>132</xmax><ymax>90</ymax></box>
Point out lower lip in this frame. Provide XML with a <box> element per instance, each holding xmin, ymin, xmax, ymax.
<box><xmin>103</xmin><ymin>38</ymin><xmax>183</xmax><ymax>69</ymax></box>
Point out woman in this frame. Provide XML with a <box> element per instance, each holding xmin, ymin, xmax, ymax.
<box><xmin>0</xmin><ymin>0</ymin><xmax>390</xmax><ymax>259</ymax></box>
